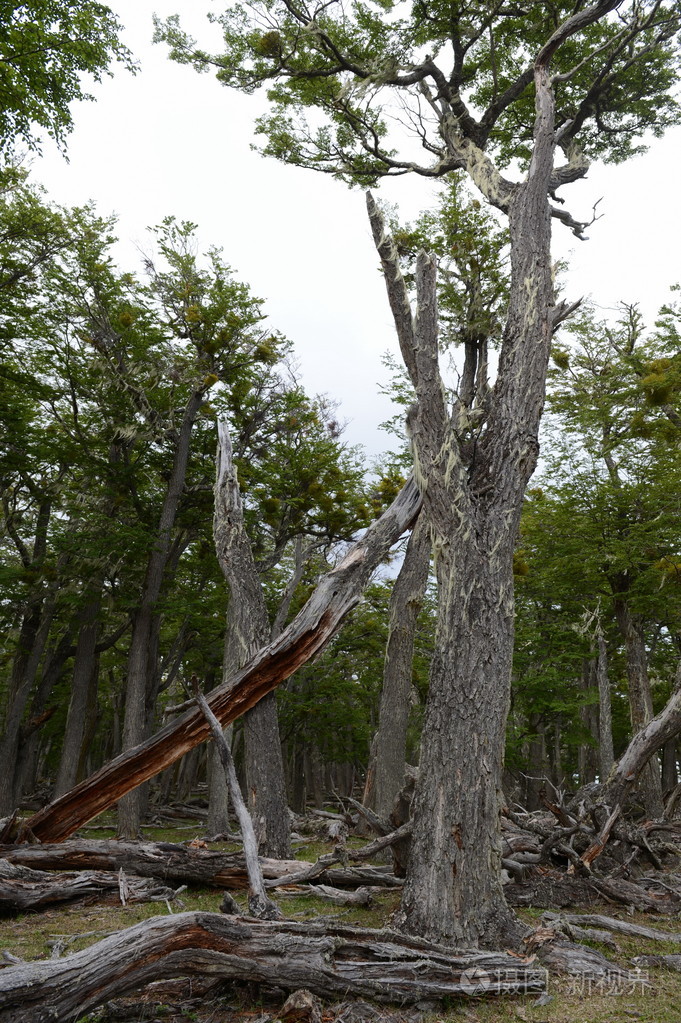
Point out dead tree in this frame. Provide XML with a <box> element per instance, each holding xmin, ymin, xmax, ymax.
<box><xmin>19</xmin><ymin>476</ymin><xmax>421</xmax><ymax>843</ymax></box>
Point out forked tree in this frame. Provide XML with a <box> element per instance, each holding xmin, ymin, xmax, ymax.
<box><xmin>155</xmin><ymin>0</ymin><xmax>681</xmax><ymax>944</ymax></box>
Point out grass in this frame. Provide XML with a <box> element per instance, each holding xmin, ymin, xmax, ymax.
<box><xmin>5</xmin><ymin>817</ymin><xmax>681</xmax><ymax>1021</ymax></box>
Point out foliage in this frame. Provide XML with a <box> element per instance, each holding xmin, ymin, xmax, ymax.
<box><xmin>155</xmin><ymin>0</ymin><xmax>681</xmax><ymax>186</ymax></box>
<box><xmin>0</xmin><ymin>0</ymin><xmax>135</xmax><ymax>152</ymax></box>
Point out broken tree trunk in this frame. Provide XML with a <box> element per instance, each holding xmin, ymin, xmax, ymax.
<box><xmin>603</xmin><ymin>658</ymin><xmax>681</xmax><ymax>809</ymax></box>
<box><xmin>19</xmin><ymin>477</ymin><xmax>421</xmax><ymax>843</ymax></box>
<box><xmin>0</xmin><ymin>912</ymin><xmax>548</xmax><ymax>1022</ymax></box>
<box><xmin>0</xmin><ymin>858</ymin><xmax>179</xmax><ymax>912</ymax></box>
<box><xmin>193</xmin><ymin>681</ymin><xmax>280</xmax><ymax>919</ymax></box>
<box><xmin>0</xmin><ymin>839</ymin><xmax>401</xmax><ymax>890</ymax></box>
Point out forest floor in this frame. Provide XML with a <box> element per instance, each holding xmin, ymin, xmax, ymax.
<box><xmin>3</xmin><ymin>811</ymin><xmax>681</xmax><ymax>1023</ymax></box>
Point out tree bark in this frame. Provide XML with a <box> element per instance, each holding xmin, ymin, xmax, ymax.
<box><xmin>612</xmin><ymin>595</ymin><xmax>663</xmax><ymax>815</ymax></box>
<box><xmin>0</xmin><ymin>858</ymin><xmax>177</xmax><ymax>912</ymax></box>
<box><xmin>0</xmin><ymin>495</ymin><xmax>57</xmax><ymax>813</ymax></box>
<box><xmin>0</xmin><ymin>839</ymin><xmax>401</xmax><ymax>889</ymax></box>
<box><xmin>53</xmin><ymin>593</ymin><xmax>101</xmax><ymax>797</ymax></box>
<box><xmin>214</xmin><ymin>420</ymin><xmax>291</xmax><ymax>859</ymax></box>
<box><xmin>0</xmin><ymin>913</ymin><xmax>547</xmax><ymax>1022</ymax></box>
<box><xmin>603</xmin><ymin>658</ymin><xmax>681</xmax><ymax>809</ymax></box>
<box><xmin>367</xmin><ymin>73</ymin><xmax>555</xmax><ymax>943</ymax></box>
<box><xmin>117</xmin><ymin>389</ymin><xmax>205</xmax><ymax>839</ymax></box>
<box><xmin>364</xmin><ymin>512</ymin><xmax>431</xmax><ymax>818</ymax></box>
<box><xmin>20</xmin><ymin>475</ymin><xmax>422</xmax><ymax>842</ymax></box>
<box><xmin>596</xmin><ymin>623</ymin><xmax>615</xmax><ymax>782</ymax></box>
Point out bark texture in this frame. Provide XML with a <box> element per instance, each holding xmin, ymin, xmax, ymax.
<box><xmin>604</xmin><ymin>658</ymin><xmax>681</xmax><ymax>808</ymax></box>
<box><xmin>118</xmin><ymin>388</ymin><xmax>206</xmax><ymax>838</ymax></box>
<box><xmin>20</xmin><ymin>474</ymin><xmax>421</xmax><ymax>842</ymax></box>
<box><xmin>613</xmin><ymin>594</ymin><xmax>663</xmax><ymax>815</ymax></box>
<box><xmin>213</xmin><ymin>421</ymin><xmax>294</xmax><ymax>859</ymax></box>
<box><xmin>0</xmin><ymin>912</ymin><xmax>547</xmax><ymax>1022</ymax></box>
<box><xmin>193</xmin><ymin>683</ymin><xmax>281</xmax><ymax>919</ymax></box>
<box><xmin>363</xmin><ymin>5</ymin><xmax>624</xmax><ymax>945</ymax></box>
<box><xmin>365</xmin><ymin>512</ymin><xmax>431</xmax><ymax>818</ymax></box>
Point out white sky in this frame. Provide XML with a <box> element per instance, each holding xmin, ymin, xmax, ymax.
<box><xmin>31</xmin><ymin>0</ymin><xmax>681</xmax><ymax>461</ymax></box>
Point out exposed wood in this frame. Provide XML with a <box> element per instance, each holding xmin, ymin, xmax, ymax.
<box><xmin>0</xmin><ymin>839</ymin><xmax>402</xmax><ymax>890</ymax></box>
<box><xmin>301</xmin><ymin>884</ymin><xmax>373</xmax><ymax>906</ymax></box>
<box><xmin>347</xmin><ymin>821</ymin><xmax>413</xmax><ymax>861</ymax></box>
<box><xmin>569</xmin><ymin>804</ymin><xmax>621</xmax><ymax>873</ymax></box>
<box><xmin>543</xmin><ymin>911</ymin><xmax>681</xmax><ymax>943</ymax></box>
<box><xmin>0</xmin><ymin>912</ymin><xmax>548</xmax><ymax>1022</ymax></box>
<box><xmin>193</xmin><ymin>681</ymin><xmax>281</xmax><ymax>919</ymax></box>
<box><xmin>0</xmin><ymin>858</ymin><xmax>179</xmax><ymax>912</ymax></box>
<box><xmin>20</xmin><ymin>477</ymin><xmax>422</xmax><ymax>844</ymax></box>
<box><xmin>603</xmin><ymin>659</ymin><xmax>681</xmax><ymax>810</ymax></box>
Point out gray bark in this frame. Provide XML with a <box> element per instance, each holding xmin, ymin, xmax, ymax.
<box><xmin>365</xmin><ymin>512</ymin><xmax>431</xmax><ymax>818</ymax></box>
<box><xmin>0</xmin><ymin>495</ymin><xmax>56</xmax><ymax>813</ymax></box>
<box><xmin>365</xmin><ymin>13</ymin><xmax>594</xmax><ymax>944</ymax></box>
<box><xmin>117</xmin><ymin>389</ymin><xmax>205</xmax><ymax>838</ymax></box>
<box><xmin>53</xmin><ymin>593</ymin><xmax>101</xmax><ymax>797</ymax></box>
<box><xmin>613</xmin><ymin>596</ymin><xmax>663</xmax><ymax>816</ymax></box>
<box><xmin>0</xmin><ymin>913</ymin><xmax>547</xmax><ymax>1022</ymax></box>
<box><xmin>596</xmin><ymin>625</ymin><xmax>615</xmax><ymax>782</ymax></box>
<box><xmin>214</xmin><ymin>420</ymin><xmax>291</xmax><ymax>858</ymax></box>
<box><xmin>1</xmin><ymin>839</ymin><xmax>401</xmax><ymax>890</ymax></box>
<box><xmin>604</xmin><ymin>658</ymin><xmax>681</xmax><ymax>808</ymax></box>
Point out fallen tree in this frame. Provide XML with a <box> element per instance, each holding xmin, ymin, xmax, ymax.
<box><xmin>0</xmin><ymin>912</ymin><xmax>548</xmax><ymax>1022</ymax></box>
<box><xmin>0</xmin><ymin>839</ymin><xmax>401</xmax><ymax>890</ymax></box>
<box><xmin>0</xmin><ymin>858</ymin><xmax>180</xmax><ymax>912</ymax></box>
<box><xmin>17</xmin><ymin>477</ymin><xmax>421</xmax><ymax>843</ymax></box>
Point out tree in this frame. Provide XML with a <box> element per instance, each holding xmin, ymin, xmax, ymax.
<box><xmin>157</xmin><ymin>0</ymin><xmax>681</xmax><ymax>945</ymax></box>
<box><xmin>0</xmin><ymin>0</ymin><xmax>134</xmax><ymax>152</ymax></box>
<box><xmin>528</xmin><ymin>301</ymin><xmax>681</xmax><ymax>806</ymax></box>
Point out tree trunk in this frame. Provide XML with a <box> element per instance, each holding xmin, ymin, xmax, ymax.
<box><xmin>0</xmin><ymin>913</ymin><xmax>547</xmax><ymax>1022</ymax></box>
<box><xmin>398</xmin><ymin>535</ymin><xmax>518</xmax><ymax>945</ymax></box>
<box><xmin>364</xmin><ymin>512</ymin><xmax>431</xmax><ymax>818</ymax></box>
<box><xmin>0</xmin><ymin>839</ymin><xmax>401</xmax><ymax>890</ymax></box>
<box><xmin>596</xmin><ymin>624</ymin><xmax>615</xmax><ymax>782</ymax></box>
<box><xmin>365</xmin><ymin>29</ymin><xmax>565</xmax><ymax>944</ymax></box>
<box><xmin>613</xmin><ymin>596</ymin><xmax>663</xmax><ymax>815</ymax></box>
<box><xmin>214</xmin><ymin>421</ymin><xmax>291</xmax><ymax>859</ymax></box>
<box><xmin>603</xmin><ymin>658</ymin><xmax>681</xmax><ymax>809</ymax></box>
<box><xmin>53</xmin><ymin>594</ymin><xmax>101</xmax><ymax>797</ymax></box>
<box><xmin>0</xmin><ymin>577</ymin><xmax>58</xmax><ymax>813</ymax></box>
<box><xmin>20</xmin><ymin>474</ymin><xmax>421</xmax><ymax>842</ymax></box>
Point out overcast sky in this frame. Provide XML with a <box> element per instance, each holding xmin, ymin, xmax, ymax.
<box><xmin>32</xmin><ymin>1</ymin><xmax>681</xmax><ymax>461</ymax></box>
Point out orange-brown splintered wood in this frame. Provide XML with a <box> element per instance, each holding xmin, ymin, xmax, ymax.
<box><xmin>0</xmin><ymin>911</ymin><xmax>548</xmax><ymax>1022</ymax></box>
<box><xmin>22</xmin><ymin>478</ymin><xmax>422</xmax><ymax>844</ymax></box>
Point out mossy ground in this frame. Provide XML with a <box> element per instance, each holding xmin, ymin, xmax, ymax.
<box><xmin>3</xmin><ymin>815</ymin><xmax>681</xmax><ymax>1022</ymax></box>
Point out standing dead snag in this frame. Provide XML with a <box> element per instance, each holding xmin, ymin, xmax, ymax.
<box><xmin>192</xmin><ymin>678</ymin><xmax>281</xmax><ymax>920</ymax></box>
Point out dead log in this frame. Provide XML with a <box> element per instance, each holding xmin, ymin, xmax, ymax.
<box><xmin>0</xmin><ymin>839</ymin><xmax>401</xmax><ymax>890</ymax></box>
<box><xmin>542</xmin><ymin>911</ymin><xmax>681</xmax><ymax>942</ymax></box>
<box><xmin>19</xmin><ymin>478</ymin><xmax>422</xmax><ymax>844</ymax></box>
<box><xmin>0</xmin><ymin>912</ymin><xmax>548</xmax><ymax>1022</ymax></box>
<box><xmin>505</xmin><ymin>868</ymin><xmax>681</xmax><ymax>913</ymax></box>
<box><xmin>0</xmin><ymin>859</ymin><xmax>179</xmax><ymax>913</ymax></box>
